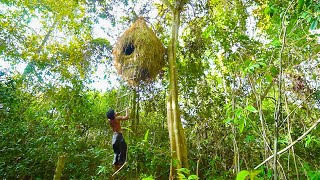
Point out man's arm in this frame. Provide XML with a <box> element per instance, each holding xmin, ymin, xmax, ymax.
<box><xmin>115</xmin><ymin>108</ymin><xmax>130</xmax><ymax>121</ymax></box>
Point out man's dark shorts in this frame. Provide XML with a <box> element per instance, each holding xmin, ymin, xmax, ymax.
<box><xmin>112</xmin><ymin>133</ymin><xmax>127</xmax><ymax>165</ymax></box>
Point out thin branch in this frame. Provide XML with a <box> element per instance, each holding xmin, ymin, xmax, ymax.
<box><xmin>284</xmin><ymin>95</ymin><xmax>299</xmax><ymax>180</ymax></box>
<box><xmin>273</xmin><ymin>22</ymin><xmax>287</xmax><ymax>180</ymax></box>
<box><xmin>37</xmin><ymin>18</ymin><xmax>58</xmax><ymax>53</ymax></box>
<box><xmin>254</xmin><ymin>118</ymin><xmax>320</xmax><ymax>170</ymax></box>
<box><xmin>273</xmin><ymin>2</ymin><xmax>295</xmax><ymax>177</ymax></box>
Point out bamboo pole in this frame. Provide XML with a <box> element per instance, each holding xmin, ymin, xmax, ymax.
<box><xmin>255</xmin><ymin>118</ymin><xmax>320</xmax><ymax>170</ymax></box>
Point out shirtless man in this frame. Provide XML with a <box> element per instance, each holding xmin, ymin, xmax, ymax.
<box><xmin>106</xmin><ymin>108</ymin><xmax>130</xmax><ymax>170</ymax></box>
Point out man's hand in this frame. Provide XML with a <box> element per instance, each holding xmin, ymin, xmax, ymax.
<box><xmin>115</xmin><ymin>108</ymin><xmax>130</xmax><ymax>121</ymax></box>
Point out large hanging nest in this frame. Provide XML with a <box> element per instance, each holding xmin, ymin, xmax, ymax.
<box><xmin>112</xmin><ymin>17</ymin><xmax>165</xmax><ymax>86</ymax></box>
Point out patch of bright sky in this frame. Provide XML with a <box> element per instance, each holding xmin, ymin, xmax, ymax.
<box><xmin>245</xmin><ymin>6</ymin><xmax>270</xmax><ymax>43</ymax></box>
<box><xmin>89</xmin><ymin>19</ymin><xmax>116</xmax><ymax>91</ymax></box>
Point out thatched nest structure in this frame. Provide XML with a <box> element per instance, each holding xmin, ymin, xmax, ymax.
<box><xmin>112</xmin><ymin>17</ymin><xmax>165</xmax><ymax>86</ymax></box>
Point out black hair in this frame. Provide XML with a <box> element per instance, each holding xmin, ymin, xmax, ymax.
<box><xmin>106</xmin><ymin>109</ymin><xmax>115</xmax><ymax>120</ymax></box>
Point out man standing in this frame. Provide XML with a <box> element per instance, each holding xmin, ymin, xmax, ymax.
<box><xmin>106</xmin><ymin>108</ymin><xmax>130</xmax><ymax>171</ymax></box>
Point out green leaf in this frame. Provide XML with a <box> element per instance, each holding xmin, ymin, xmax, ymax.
<box><xmin>178</xmin><ymin>173</ymin><xmax>187</xmax><ymax>179</ymax></box>
<box><xmin>301</xmin><ymin>12</ymin><xmax>309</xmax><ymax>19</ymax></box>
<box><xmin>245</xmin><ymin>105</ymin><xmax>258</xmax><ymax>113</ymax></box>
<box><xmin>236</xmin><ymin>170</ymin><xmax>250</xmax><ymax>180</ymax></box>
<box><xmin>23</xmin><ymin>63</ymin><xmax>35</xmax><ymax>75</ymax></box>
<box><xmin>258</xmin><ymin>61</ymin><xmax>267</xmax><ymax>67</ymax></box>
<box><xmin>245</xmin><ymin>135</ymin><xmax>255</xmax><ymax>143</ymax></box>
<box><xmin>298</xmin><ymin>0</ymin><xmax>304</xmax><ymax>13</ymax></box>
<box><xmin>188</xmin><ymin>175</ymin><xmax>199</xmax><ymax>180</ymax></box>
<box><xmin>312</xmin><ymin>73</ymin><xmax>317</xmax><ymax>80</ymax></box>
<box><xmin>305</xmin><ymin>0</ymin><xmax>311</xmax><ymax>7</ymax></box>
<box><xmin>267</xmin><ymin>169</ymin><xmax>273</xmax><ymax>178</ymax></box>
<box><xmin>239</xmin><ymin>35</ymin><xmax>249</xmax><ymax>40</ymax></box>
<box><xmin>310</xmin><ymin>20</ymin><xmax>318</xmax><ymax>30</ymax></box>
<box><xmin>143</xmin><ymin>129</ymin><xmax>150</xmax><ymax>142</ymax></box>
<box><xmin>264</xmin><ymin>6</ymin><xmax>271</xmax><ymax>15</ymax></box>
<box><xmin>142</xmin><ymin>176</ymin><xmax>154</xmax><ymax>180</ymax></box>
<box><xmin>177</xmin><ymin>168</ymin><xmax>190</xmax><ymax>175</ymax></box>
<box><xmin>305</xmin><ymin>135</ymin><xmax>312</xmax><ymax>147</ymax></box>
<box><xmin>203</xmin><ymin>25</ymin><xmax>215</xmax><ymax>38</ymax></box>
<box><xmin>250</xmin><ymin>170</ymin><xmax>262</xmax><ymax>179</ymax></box>
<box><xmin>235</xmin><ymin>108</ymin><xmax>243</xmax><ymax>117</ymax></box>
<box><xmin>98</xmin><ymin>13</ymin><xmax>108</xmax><ymax>19</ymax></box>
<box><xmin>239</xmin><ymin>118</ymin><xmax>245</xmax><ymax>133</ymax></box>
<box><xmin>265</xmin><ymin>74</ymin><xmax>273</xmax><ymax>83</ymax></box>
<box><xmin>270</xmin><ymin>39</ymin><xmax>281</xmax><ymax>47</ymax></box>
<box><xmin>224</xmin><ymin>118</ymin><xmax>233</xmax><ymax>124</ymax></box>
<box><xmin>97</xmin><ymin>165</ymin><xmax>106</xmax><ymax>174</ymax></box>
<box><xmin>270</xmin><ymin>66</ymin><xmax>279</xmax><ymax>76</ymax></box>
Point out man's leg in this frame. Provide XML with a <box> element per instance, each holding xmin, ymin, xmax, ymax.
<box><xmin>119</xmin><ymin>137</ymin><xmax>127</xmax><ymax>164</ymax></box>
<box><xmin>112</xmin><ymin>134</ymin><xmax>121</xmax><ymax>167</ymax></box>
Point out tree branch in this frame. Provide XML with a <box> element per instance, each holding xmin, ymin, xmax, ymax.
<box><xmin>37</xmin><ymin>18</ymin><xmax>58</xmax><ymax>53</ymax></box>
<box><xmin>254</xmin><ymin>118</ymin><xmax>320</xmax><ymax>170</ymax></box>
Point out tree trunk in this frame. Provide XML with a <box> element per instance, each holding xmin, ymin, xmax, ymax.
<box><xmin>53</xmin><ymin>154</ymin><xmax>67</xmax><ymax>180</ymax></box>
<box><xmin>165</xmin><ymin>3</ymin><xmax>189</xmax><ymax>179</ymax></box>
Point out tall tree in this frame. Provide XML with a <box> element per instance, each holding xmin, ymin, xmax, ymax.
<box><xmin>160</xmin><ymin>0</ymin><xmax>189</xmax><ymax>178</ymax></box>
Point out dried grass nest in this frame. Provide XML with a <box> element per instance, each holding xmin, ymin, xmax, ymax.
<box><xmin>112</xmin><ymin>17</ymin><xmax>165</xmax><ymax>86</ymax></box>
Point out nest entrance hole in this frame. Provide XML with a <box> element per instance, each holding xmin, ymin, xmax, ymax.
<box><xmin>123</xmin><ymin>42</ymin><xmax>135</xmax><ymax>55</ymax></box>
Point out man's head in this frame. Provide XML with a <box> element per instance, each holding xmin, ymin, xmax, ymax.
<box><xmin>106</xmin><ymin>109</ymin><xmax>115</xmax><ymax>120</ymax></box>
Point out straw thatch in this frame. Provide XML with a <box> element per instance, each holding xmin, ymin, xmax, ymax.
<box><xmin>112</xmin><ymin>17</ymin><xmax>165</xmax><ymax>86</ymax></box>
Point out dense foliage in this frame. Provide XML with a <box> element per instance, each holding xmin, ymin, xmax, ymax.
<box><xmin>1</xmin><ymin>0</ymin><xmax>320</xmax><ymax>179</ymax></box>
